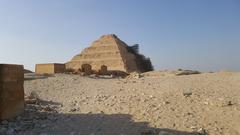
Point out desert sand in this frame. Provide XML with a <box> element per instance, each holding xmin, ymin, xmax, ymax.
<box><xmin>1</xmin><ymin>71</ymin><xmax>240</xmax><ymax>135</ymax></box>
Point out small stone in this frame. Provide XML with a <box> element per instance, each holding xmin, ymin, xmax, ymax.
<box><xmin>203</xmin><ymin>101</ymin><xmax>209</xmax><ymax>105</ymax></box>
<box><xmin>190</xmin><ymin>126</ymin><xmax>198</xmax><ymax>131</ymax></box>
<box><xmin>42</xmin><ymin>106</ymin><xmax>54</xmax><ymax>112</ymax></box>
<box><xmin>227</xmin><ymin>101</ymin><xmax>233</xmax><ymax>106</ymax></box>
<box><xmin>163</xmin><ymin>101</ymin><xmax>170</xmax><ymax>105</ymax></box>
<box><xmin>220</xmin><ymin>99</ymin><xmax>234</xmax><ymax>107</ymax></box>
<box><xmin>183</xmin><ymin>91</ymin><xmax>192</xmax><ymax>97</ymax></box>
<box><xmin>197</xmin><ymin>128</ymin><xmax>208</xmax><ymax>135</ymax></box>
<box><xmin>69</xmin><ymin>108</ymin><xmax>77</xmax><ymax>112</ymax></box>
<box><xmin>87</xmin><ymin>111</ymin><xmax>92</xmax><ymax>114</ymax></box>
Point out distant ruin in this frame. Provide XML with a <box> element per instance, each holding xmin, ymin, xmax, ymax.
<box><xmin>35</xmin><ymin>63</ymin><xmax>66</xmax><ymax>74</ymax></box>
<box><xmin>66</xmin><ymin>34</ymin><xmax>153</xmax><ymax>73</ymax></box>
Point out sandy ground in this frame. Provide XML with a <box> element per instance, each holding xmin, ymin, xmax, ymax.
<box><xmin>1</xmin><ymin>72</ymin><xmax>240</xmax><ymax>135</ymax></box>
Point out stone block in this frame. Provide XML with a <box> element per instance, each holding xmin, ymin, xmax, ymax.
<box><xmin>0</xmin><ymin>64</ymin><xmax>24</xmax><ymax>120</ymax></box>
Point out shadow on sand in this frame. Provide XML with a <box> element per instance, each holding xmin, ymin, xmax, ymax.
<box><xmin>2</xmin><ymin>100</ymin><xmax>204</xmax><ymax>135</ymax></box>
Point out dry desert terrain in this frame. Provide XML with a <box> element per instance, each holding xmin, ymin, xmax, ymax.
<box><xmin>1</xmin><ymin>71</ymin><xmax>240</xmax><ymax>135</ymax></box>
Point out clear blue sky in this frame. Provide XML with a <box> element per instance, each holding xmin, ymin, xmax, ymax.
<box><xmin>0</xmin><ymin>0</ymin><xmax>240</xmax><ymax>71</ymax></box>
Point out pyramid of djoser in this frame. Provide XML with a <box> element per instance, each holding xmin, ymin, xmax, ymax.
<box><xmin>66</xmin><ymin>34</ymin><xmax>153</xmax><ymax>73</ymax></box>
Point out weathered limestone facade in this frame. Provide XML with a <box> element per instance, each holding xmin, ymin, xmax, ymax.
<box><xmin>35</xmin><ymin>63</ymin><xmax>66</xmax><ymax>74</ymax></box>
<box><xmin>66</xmin><ymin>34</ymin><xmax>153</xmax><ymax>73</ymax></box>
<box><xmin>0</xmin><ymin>64</ymin><xmax>24</xmax><ymax>120</ymax></box>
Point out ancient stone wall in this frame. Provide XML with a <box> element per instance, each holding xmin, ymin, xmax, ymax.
<box><xmin>0</xmin><ymin>64</ymin><xmax>24</xmax><ymax>120</ymax></box>
<box><xmin>35</xmin><ymin>63</ymin><xmax>65</xmax><ymax>74</ymax></box>
<box><xmin>54</xmin><ymin>64</ymin><xmax>66</xmax><ymax>73</ymax></box>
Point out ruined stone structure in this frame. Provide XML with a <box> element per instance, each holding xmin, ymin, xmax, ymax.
<box><xmin>35</xmin><ymin>63</ymin><xmax>66</xmax><ymax>74</ymax></box>
<box><xmin>0</xmin><ymin>64</ymin><xmax>24</xmax><ymax>120</ymax></box>
<box><xmin>81</xmin><ymin>64</ymin><xmax>92</xmax><ymax>75</ymax></box>
<box><xmin>98</xmin><ymin>65</ymin><xmax>108</xmax><ymax>75</ymax></box>
<box><xmin>66</xmin><ymin>34</ymin><xmax>153</xmax><ymax>73</ymax></box>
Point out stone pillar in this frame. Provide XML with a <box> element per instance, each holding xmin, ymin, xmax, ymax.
<box><xmin>0</xmin><ymin>64</ymin><xmax>24</xmax><ymax>120</ymax></box>
<box><xmin>99</xmin><ymin>65</ymin><xmax>108</xmax><ymax>75</ymax></box>
<box><xmin>81</xmin><ymin>64</ymin><xmax>92</xmax><ymax>75</ymax></box>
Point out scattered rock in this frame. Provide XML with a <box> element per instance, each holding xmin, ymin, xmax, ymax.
<box><xmin>197</xmin><ymin>128</ymin><xmax>208</xmax><ymax>135</ymax></box>
<box><xmin>8</xmin><ymin>73</ymin><xmax>239</xmax><ymax>135</ymax></box>
<box><xmin>41</xmin><ymin>106</ymin><xmax>54</xmax><ymax>112</ymax></box>
<box><xmin>127</xmin><ymin>72</ymin><xmax>143</xmax><ymax>79</ymax></box>
<box><xmin>69</xmin><ymin>108</ymin><xmax>77</xmax><ymax>112</ymax></box>
<box><xmin>163</xmin><ymin>101</ymin><xmax>170</xmax><ymax>105</ymax></box>
<box><xmin>225</xmin><ymin>100</ymin><xmax>234</xmax><ymax>106</ymax></box>
<box><xmin>183</xmin><ymin>91</ymin><xmax>192</xmax><ymax>97</ymax></box>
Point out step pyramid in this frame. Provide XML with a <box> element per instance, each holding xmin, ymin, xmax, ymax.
<box><xmin>66</xmin><ymin>34</ymin><xmax>153</xmax><ymax>73</ymax></box>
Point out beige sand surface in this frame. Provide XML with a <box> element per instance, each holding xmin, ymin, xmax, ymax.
<box><xmin>1</xmin><ymin>72</ymin><xmax>240</xmax><ymax>135</ymax></box>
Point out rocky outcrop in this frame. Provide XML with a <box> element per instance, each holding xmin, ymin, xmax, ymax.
<box><xmin>66</xmin><ymin>34</ymin><xmax>153</xmax><ymax>73</ymax></box>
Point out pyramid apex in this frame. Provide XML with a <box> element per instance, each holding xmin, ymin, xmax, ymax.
<box><xmin>100</xmin><ymin>34</ymin><xmax>118</xmax><ymax>39</ymax></box>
